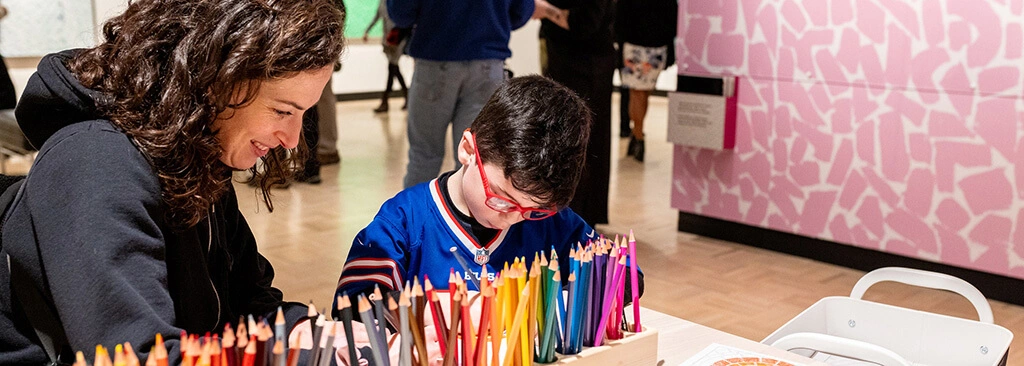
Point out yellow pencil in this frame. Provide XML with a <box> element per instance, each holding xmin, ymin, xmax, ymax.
<box><xmin>502</xmin><ymin>287</ymin><xmax>531</xmax><ymax>366</ymax></box>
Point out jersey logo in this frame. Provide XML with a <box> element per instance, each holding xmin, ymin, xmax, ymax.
<box><xmin>474</xmin><ymin>248</ymin><xmax>490</xmax><ymax>265</ymax></box>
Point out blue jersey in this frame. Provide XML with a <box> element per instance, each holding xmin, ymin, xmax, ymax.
<box><xmin>334</xmin><ymin>179</ymin><xmax>597</xmax><ymax>299</ymax></box>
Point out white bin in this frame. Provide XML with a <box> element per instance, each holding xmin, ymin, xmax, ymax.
<box><xmin>762</xmin><ymin>267</ymin><xmax>1013</xmax><ymax>366</ymax></box>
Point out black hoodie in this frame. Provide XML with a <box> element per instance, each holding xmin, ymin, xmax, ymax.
<box><xmin>0</xmin><ymin>50</ymin><xmax>309</xmax><ymax>365</ymax></box>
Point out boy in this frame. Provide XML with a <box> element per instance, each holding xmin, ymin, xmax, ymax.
<box><xmin>334</xmin><ymin>76</ymin><xmax>642</xmax><ymax>310</ymax></box>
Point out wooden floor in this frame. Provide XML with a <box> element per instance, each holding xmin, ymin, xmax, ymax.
<box><xmin>10</xmin><ymin>94</ymin><xmax>1023</xmax><ymax>363</ymax></box>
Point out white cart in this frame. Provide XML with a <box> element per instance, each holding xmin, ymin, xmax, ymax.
<box><xmin>762</xmin><ymin>267</ymin><xmax>1013</xmax><ymax>366</ymax></box>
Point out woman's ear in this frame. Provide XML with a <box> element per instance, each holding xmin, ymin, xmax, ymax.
<box><xmin>456</xmin><ymin>130</ymin><xmax>475</xmax><ymax>166</ymax></box>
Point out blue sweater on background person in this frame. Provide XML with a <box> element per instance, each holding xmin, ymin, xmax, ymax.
<box><xmin>388</xmin><ymin>0</ymin><xmax>534</xmax><ymax>61</ymax></box>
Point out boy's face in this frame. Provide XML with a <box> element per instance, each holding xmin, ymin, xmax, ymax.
<box><xmin>457</xmin><ymin>131</ymin><xmax>552</xmax><ymax>230</ymax></box>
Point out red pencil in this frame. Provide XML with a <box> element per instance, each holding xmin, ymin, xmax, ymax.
<box><xmin>425</xmin><ymin>276</ymin><xmax>449</xmax><ymax>355</ymax></box>
<box><xmin>222</xmin><ymin>324</ymin><xmax>236</xmax><ymax>366</ymax></box>
<box><xmin>460</xmin><ymin>284</ymin><xmax>474</xmax><ymax>366</ymax></box>
<box><xmin>474</xmin><ymin>281</ymin><xmax>493</xmax><ymax>366</ymax></box>
<box><xmin>240</xmin><ymin>336</ymin><xmax>256</xmax><ymax>366</ymax></box>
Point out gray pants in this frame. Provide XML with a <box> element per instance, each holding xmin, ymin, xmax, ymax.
<box><xmin>402</xmin><ymin>59</ymin><xmax>505</xmax><ymax>188</ymax></box>
<box><xmin>316</xmin><ymin>77</ymin><xmax>338</xmax><ymax>155</ymax></box>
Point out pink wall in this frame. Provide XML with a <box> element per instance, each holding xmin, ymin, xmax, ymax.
<box><xmin>672</xmin><ymin>0</ymin><xmax>1024</xmax><ymax>279</ymax></box>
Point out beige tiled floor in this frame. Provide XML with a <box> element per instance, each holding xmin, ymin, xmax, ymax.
<box><xmin>237</xmin><ymin>95</ymin><xmax>1024</xmax><ymax>364</ymax></box>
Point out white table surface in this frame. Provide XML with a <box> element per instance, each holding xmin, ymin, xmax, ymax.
<box><xmin>638</xmin><ymin>307</ymin><xmax>830</xmax><ymax>366</ymax></box>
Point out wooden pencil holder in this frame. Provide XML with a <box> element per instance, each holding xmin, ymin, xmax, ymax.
<box><xmin>546</xmin><ymin>326</ymin><xmax>659</xmax><ymax>366</ymax></box>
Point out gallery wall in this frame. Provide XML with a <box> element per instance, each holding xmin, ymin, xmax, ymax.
<box><xmin>672</xmin><ymin>0</ymin><xmax>1024</xmax><ymax>279</ymax></box>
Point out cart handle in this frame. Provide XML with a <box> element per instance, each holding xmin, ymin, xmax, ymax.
<box><xmin>850</xmin><ymin>267</ymin><xmax>993</xmax><ymax>323</ymax></box>
<box><xmin>770</xmin><ymin>332</ymin><xmax>913</xmax><ymax>366</ymax></box>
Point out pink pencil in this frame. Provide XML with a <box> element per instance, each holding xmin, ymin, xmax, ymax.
<box><xmin>629</xmin><ymin>230</ymin><xmax>641</xmax><ymax>332</ymax></box>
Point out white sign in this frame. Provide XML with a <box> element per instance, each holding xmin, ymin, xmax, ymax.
<box><xmin>667</xmin><ymin>91</ymin><xmax>729</xmax><ymax>150</ymax></box>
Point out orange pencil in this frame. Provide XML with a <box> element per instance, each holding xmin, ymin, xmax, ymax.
<box><xmin>154</xmin><ymin>334</ymin><xmax>168</xmax><ymax>366</ymax></box>
<box><xmin>209</xmin><ymin>336</ymin><xmax>222</xmax><ymax>366</ymax></box>
<box><xmin>198</xmin><ymin>342</ymin><xmax>211</xmax><ymax>366</ymax></box>
<box><xmin>460</xmin><ymin>285</ymin><xmax>474</xmax><ymax>366</ymax></box>
<box><xmin>490</xmin><ymin>274</ymin><xmax>505</xmax><ymax>366</ymax></box>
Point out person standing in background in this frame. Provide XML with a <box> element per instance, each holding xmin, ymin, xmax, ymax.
<box><xmin>617</xmin><ymin>0</ymin><xmax>677</xmax><ymax>162</ymax></box>
<box><xmin>365</xmin><ymin>0</ymin><xmax>408</xmax><ymax>113</ymax></box>
<box><xmin>315</xmin><ymin>0</ymin><xmax>345</xmax><ymax>166</ymax></box>
<box><xmin>315</xmin><ymin>72</ymin><xmax>340</xmax><ymax>165</ymax></box>
<box><xmin>0</xmin><ymin>3</ymin><xmax>16</xmax><ymax>110</ymax></box>
<box><xmin>538</xmin><ymin>0</ymin><xmax>616</xmax><ymax>226</ymax></box>
<box><xmin>389</xmin><ymin>0</ymin><xmax>540</xmax><ymax>188</ymax></box>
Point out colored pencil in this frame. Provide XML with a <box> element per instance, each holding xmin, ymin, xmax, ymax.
<box><xmin>154</xmin><ymin>334</ymin><xmax>168</xmax><ymax>366</ymax></box>
<box><xmin>424</xmin><ymin>275</ymin><xmax>449</xmax><ymax>357</ymax></box>
<box><xmin>474</xmin><ymin>278</ymin><xmax>493</xmax><ymax>366</ymax></box>
<box><xmin>240</xmin><ymin>336</ymin><xmax>256</xmax><ymax>366</ymax></box>
<box><xmin>450</xmin><ymin>246</ymin><xmax>481</xmax><ymax>290</ymax></box>
<box><xmin>441</xmin><ymin>289</ymin><xmax>462</xmax><ymax>366</ymax></box>
<box><xmin>460</xmin><ymin>285</ymin><xmax>473</xmax><ymax>366</ymax></box>
<box><xmin>316</xmin><ymin>322</ymin><xmax>335</xmax><ymax>366</ymax></box>
<box><xmin>357</xmin><ymin>296</ymin><xmax>386</xmax><ymax>366</ymax></box>
<box><xmin>371</xmin><ymin>287</ymin><xmax>392</xmax><ymax>365</ymax></box>
<box><xmin>285</xmin><ymin>335</ymin><xmax>300</xmax><ymax>366</ymax></box>
<box><xmin>501</xmin><ymin>287</ymin><xmax>531</xmax><ymax>366</ymax></box>
<box><xmin>399</xmin><ymin>289</ymin><xmax>413</xmax><ymax>366</ymax></box>
<box><xmin>628</xmin><ymin>230</ymin><xmax>641</xmax><ymax>332</ymax></box>
<box><xmin>337</xmin><ymin>294</ymin><xmax>359</xmax><ymax>366</ymax></box>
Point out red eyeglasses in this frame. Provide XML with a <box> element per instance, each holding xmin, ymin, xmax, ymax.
<box><xmin>470</xmin><ymin>134</ymin><xmax>557</xmax><ymax>220</ymax></box>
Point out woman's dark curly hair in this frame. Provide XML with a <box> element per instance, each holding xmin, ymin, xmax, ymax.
<box><xmin>67</xmin><ymin>0</ymin><xmax>346</xmax><ymax>228</ymax></box>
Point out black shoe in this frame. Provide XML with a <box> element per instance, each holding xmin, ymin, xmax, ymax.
<box><xmin>247</xmin><ymin>177</ymin><xmax>291</xmax><ymax>189</ymax></box>
<box><xmin>633</xmin><ymin>139</ymin><xmax>645</xmax><ymax>162</ymax></box>
<box><xmin>627</xmin><ymin>135</ymin><xmax>638</xmax><ymax>157</ymax></box>
<box><xmin>620</xmin><ymin>122</ymin><xmax>632</xmax><ymax>138</ymax></box>
<box><xmin>373</xmin><ymin>103</ymin><xmax>389</xmax><ymax>113</ymax></box>
<box><xmin>317</xmin><ymin>152</ymin><xmax>340</xmax><ymax>165</ymax></box>
<box><xmin>298</xmin><ymin>174</ymin><xmax>322</xmax><ymax>185</ymax></box>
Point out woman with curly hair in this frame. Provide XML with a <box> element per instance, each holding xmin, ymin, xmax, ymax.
<box><xmin>0</xmin><ymin>0</ymin><xmax>345</xmax><ymax>363</ymax></box>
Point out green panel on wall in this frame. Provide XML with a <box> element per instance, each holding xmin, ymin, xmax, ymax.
<box><xmin>345</xmin><ymin>0</ymin><xmax>383</xmax><ymax>39</ymax></box>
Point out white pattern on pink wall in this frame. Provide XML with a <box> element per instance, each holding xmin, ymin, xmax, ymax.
<box><xmin>672</xmin><ymin>0</ymin><xmax>1024</xmax><ymax>279</ymax></box>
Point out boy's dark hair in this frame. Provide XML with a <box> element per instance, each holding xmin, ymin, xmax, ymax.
<box><xmin>471</xmin><ymin>75</ymin><xmax>592</xmax><ymax>209</ymax></box>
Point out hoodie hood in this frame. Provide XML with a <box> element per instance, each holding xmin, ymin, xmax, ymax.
<box><xmin>16</xmin><ymin>49</ymin><xmax>103</xmax><ymax>149</ymax></box>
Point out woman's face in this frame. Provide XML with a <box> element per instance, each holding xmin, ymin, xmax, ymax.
<box><xmin>212</xmin><ymin>65</ymin><xmax>334</xmax><ymax>170</ymax></box>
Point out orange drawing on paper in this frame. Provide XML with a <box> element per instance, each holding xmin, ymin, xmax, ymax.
<box><xmin>711</xmin><ymin>357</ymin><xmax>797</xmax><ymax>366</ymax></box>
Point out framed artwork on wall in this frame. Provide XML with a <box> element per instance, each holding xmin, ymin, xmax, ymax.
<box><xmin>0</xmin><ymin>0</ymin><xmax>95</xmax><ymax>58</ymax></box>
